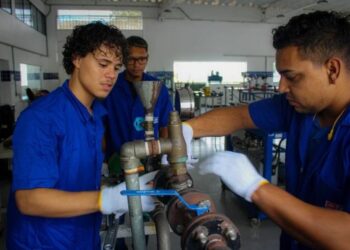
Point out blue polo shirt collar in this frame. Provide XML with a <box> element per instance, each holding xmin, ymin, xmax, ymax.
<box><xmin>340</xmin><ymin>107</ymin><xmax>350</xmax><ymax>126</ymax></box>
<box><xmin>61</xmin><ymin>80</ymin><xmax>106</xmax><ymax>123</ymax></box>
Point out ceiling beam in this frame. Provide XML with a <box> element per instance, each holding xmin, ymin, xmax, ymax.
<box><xmin>158</xmin><ymin>0</ymin><xmax>177</xmax><ymax>20</ymax></box>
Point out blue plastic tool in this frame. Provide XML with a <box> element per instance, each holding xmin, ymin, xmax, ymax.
<box><xmin>121</xmin><ymin>189</ymin><xmax>210</xmax><ymax>216</ymax></box>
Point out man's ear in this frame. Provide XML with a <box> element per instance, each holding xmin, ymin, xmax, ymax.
<box><xmin>72</xmin><ymin>55</ymin><xmax>81</xmax><ymax>70</ymax></box>
<box><xmin>325</xmin><ymin>57</ymin><xmax>341</xmax><ymax>84</ymax></box>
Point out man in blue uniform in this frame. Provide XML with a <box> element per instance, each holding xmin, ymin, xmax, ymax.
<box><xmin>6</xmin><ymin>22</ymin><xmax>155</xmax><ymax>250</ymax></box>
<box><xmin>104</xmin><ymin>36</ymin><xmax>173</xmax><ymax>161</ymax></box>
<box><xmin>103</xmin><ymin>35</ymin><xmax>173</xmax><ymax>250</ymax></box>
<box><xmin>187</xmin><ymin>11</ymin><xmax>350</xmax><ymax>249</ymax></box>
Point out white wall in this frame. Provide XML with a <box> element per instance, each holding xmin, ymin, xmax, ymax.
<box><xmin>50</xmin><ymin>6</ymin><xmax>277</xmax><ymax>82</ymax></box>
<box><xmin>0</xmin><ymin>11</ymin><xmax>47</xmax><ymax>56</ymax></box>
<box><xmin>0</xmin><ymin>3</ymin><xmax>279</xmax><ymax>112</ymax></box>
<box><xmin>143</xmin><ymin>19</ymin><xmax>276</xmax><ymax>71</ymax></box>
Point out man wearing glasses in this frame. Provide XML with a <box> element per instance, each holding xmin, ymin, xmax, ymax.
<box><xmin>104</xmin><ymin>36</ymin><xmax>173</xmax><ymax>164</ymax></box>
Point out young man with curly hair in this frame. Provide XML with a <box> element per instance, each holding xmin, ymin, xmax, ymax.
<box><xmin>6</xmin><ymin>22</ymin><xmax>155</xmax><ymax>250</ymax></box>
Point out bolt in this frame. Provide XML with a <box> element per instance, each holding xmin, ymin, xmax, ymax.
<box><xmin>195</xmin><ymin>227</ymin><xmax>209</xmax><ymax>245</ymax></box>
<box><xmin>196</xmin><ymin>231</ymin><xmax>208</xmax><ymax>245</ymax></box>
<box><xmin>186</xmin><ymin>179</ymin><xmax>193</xmax><ymax>187</ymax></box>
<box><xmin>176</xmin><ymin>224</ymin><xmax>184</xmax><ymax>233</ymax></box>
<box><xmin>198</xmin><ymin>200</ymin><xmax>211</xmax><ymax>208</ymax></box>
<box><xmin>224</xmin><ymin>227</ymin><xmax>237</xmax><ymax>241</ymax></box>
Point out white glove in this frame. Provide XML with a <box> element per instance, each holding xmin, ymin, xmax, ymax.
<box><xmin>99</xmin><ymin>171</ymin><xmax>157</xmax><ymax>215</ymax></box>
<box><xmin>182</xmin><ymin>122</ymin><xmax>198</xmax><ymax>164</ymax></box>
<box><xmin>198</xmin><ymin>151</ymin><xmax>268</xmax><ymax>202</ymax></box>
<box><xmin>161</xmin><ymin>123</ymin><xmax>198</xmax><ymax>166</ymax></box>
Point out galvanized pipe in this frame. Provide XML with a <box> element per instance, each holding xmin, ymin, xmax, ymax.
<box><xmin>120</xmin><ymin>138</ymin><xmax>172</xmax><ymax>250</ymax></box>
<box><xmin>120</xmin><ymin>111</ymin><xmax>191</xmax><ymax>250</ymax></box>
<box><xmin>121</xmin><ymin>139</ymin><xmax>172</xmax><ymax>159</ymax></box>
<box><xmin>122</xmin><ymin>155</ymin><xmax>146</xmax><ymax>250</ymax></box>
<box><xmin>144</xmin><ymin>113</ymin><xmax>155</xmax><ymax>141</ymax></box>
<box><xmin>167</xmin><ymin>111</ymin><xmax>188</xmax><ymax>177</ymax></box>
<box><xmin>152</xmin><ymin>204</ymin><xmax>171</xmax><ymax>250</ymax></box>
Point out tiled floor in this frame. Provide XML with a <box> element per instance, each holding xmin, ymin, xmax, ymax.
<box><xmin>0</xmin><ymin>136</ymin><xmax>281</xmax><ymax>250</ymax></box>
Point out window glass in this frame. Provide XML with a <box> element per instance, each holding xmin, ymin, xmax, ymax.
<box><xmin>0</xmin><ymin>0</ymin><xmax>12</xmax><ymax>14</ymax></box>
<box><xmin>31</xmin><ymin>5</ymin><xmax>38</xmax><ymax>30</ymax></box>
<box><xmin>57</xmin><ymin>9</ymin><xmax>143</xmax><ymax>30</ymax></box>
<box><xmin>20</xmin><ymin>64</ymin><xmax>41</xmax><ymax>101</ymax></box>
<box><xmin>15</xmin><ymin>0</ymin><xmax>24</xmax><ymax>22</ymax></box>
<box><xmin>23</xmin><ymin>0</ymin><xmax>32</xmax><ymax>26</ymax></box>
<box><xmin>273</xmin><ymin>62</ymin><xmax>280</xmax><ymax>84</ymax></box>
<box><xmin>174</xmin><ymin>61</ymin><xmax>247</xmax><ymax>85</ymax></box>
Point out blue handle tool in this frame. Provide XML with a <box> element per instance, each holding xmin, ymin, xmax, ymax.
<box><xmin>121</xmin><ymin>189</ymin><xmax>210</xmax><ymax>216</ymax></box>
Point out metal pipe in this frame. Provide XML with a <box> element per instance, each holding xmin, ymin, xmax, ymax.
<box><xmin>120</xmin><ymin>138</ymin><xmax>171</xmax><ymax>250</ymax></box>
<box><xmin>167</xmin><ymin>111</ymin><xmax>188</xmax><ymax>176</ymax></box>
<box><xmin>144</xmin><ymin>113</ymin><xmax>154</xmax><ymax>141</ymax></box>
<box><xmin>121</xmin><ymin>139</ymin><xmax>172</xmax><ymax>159</ymax></box>
<box><xmin>159</xmin><ymin>138</ymin><xmax>172</xmax><ymax>154</ymax></box>
<box><xmin>121</xmin><ymin>111</ymin><xmax>231</xmax><ymax>250</ymax></box>
<box><xmin>152</xmin><ymin>204</ymin><xmax>171</xmax><ymax>250</ymax></box>
<box><xmin>102</xmin><ymin>216</ymin><xmax>119</xmax><ymax>250</ymax></box>
<box><xmin>122</xmin><ymin>155</ymin><xmax>146</xmax><ymax>250</ymax></box>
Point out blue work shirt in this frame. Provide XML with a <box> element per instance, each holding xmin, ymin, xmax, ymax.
<box><xmin>249</xmin><ymin>94</ymin><xmax>350</xmax><ymax>250</ymax></box>
<box><xmin>103</xmin><ymin>70</ymin><xmax>173</xmax><ymax>157</ymax></box>
<box><xmin>7</xmin><ymin>80</ymin><xmax>106</xmax><ymax>250</ymax></box>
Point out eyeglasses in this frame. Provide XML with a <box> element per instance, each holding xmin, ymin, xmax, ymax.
<box><xmin>126</xmin><ymin>56</ymin><xmax>149</xmax><ymax>65</ymax></box>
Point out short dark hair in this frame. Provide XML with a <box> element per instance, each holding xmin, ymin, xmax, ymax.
<box><xmin>62</xmin><ymin>21</ymin><xmax>127</xmax><ymax>74</ymax></box>
<box><xmin>273</xmin><ymin>11</ymin><xmax>350</xmax><ymax>69</ymax></box>
<box><xmin>126</xmin><ymin>36</ymin><xmax>148</xmax><ymax>51</ymax></box>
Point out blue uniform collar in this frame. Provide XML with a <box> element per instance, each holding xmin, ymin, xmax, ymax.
<box><xmin>339</xmin><ymin>107</ymin><xmax>350</xmax><ymax>126</ymax></box>
<box><xmin>298</xmin><ymin>107</ymin><xmax>350</xmax><ymax>169</ymax></box>
<box><xmin>61</xmin><ymin>80</ymin><xmax>106</xmax><ymax>123</ymax></box>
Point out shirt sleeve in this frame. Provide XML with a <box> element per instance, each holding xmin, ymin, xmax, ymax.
<box><xmin>12</xmin><ymin>109</ymin><xmax>59</xmax><ymax>191</ymax></box>
<box><xmin>158</xmin><ymin>85</ymin><xmax>173</xmax><ymax>128</ymax></box>
<box><xmin>248</xmin><ymin>93</ymin><xmax>293</xmax><ymax>133</ymax></box>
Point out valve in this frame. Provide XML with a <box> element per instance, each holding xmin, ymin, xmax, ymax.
<box><xmin>121</xmin><ymin>189</ymin><xmax>210</xmax><ymax>216</ymax></box>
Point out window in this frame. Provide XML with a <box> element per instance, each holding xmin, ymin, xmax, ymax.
<box><xmin>37</xmin><ymin>10</ymin><xmax>46</xmax><ymax>34</ymax></box>
<box><xmin>0</xmin><ymin>0</ymin><xmax>11</xmax><ymax>14</ymax></box>
<box><xmin>14</xmin><ymin>0</ymin><xmax>46</xmax><ymax>35</ymax></box>
<box><xmin>20</xmin><ymin>64</ymin><xmax>41</xmax><ymax>100</ymax></box>
<box><xmin>273</xmin><ymin>62</ymin><xmax>280</xmax><ymax>84</ymax></box>
<box><xmin>31</xmin><ymin>4</ymin><xmax>38</xmax><ymax>30</ymax></box>
<box><xmin>23</xmin><ymin>0</ymin><xmax>32</xmax><ymax>26</ymax></box>
<box><xmin>15</xmin><ymin>0</ymin><xmax>24</xmax><ymax>22</ymax></box>
<box><xmin>174</xmin><ymin>61</ymin><xmax>247</xmax><ymax>85</ymax></box>
<box><xmin>57</xmin><ymin>10</ymin><xmax>143</xmax><ymax>30</ymax></box>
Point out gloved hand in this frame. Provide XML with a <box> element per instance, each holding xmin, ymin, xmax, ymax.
<box><xmin>99</xmin><ymin>171</ymin><xmax>157</xmax><ymax>216</ymax></box>
<box><xmin>161</xmin><ymin>122</ymin><xmax>198</xmax><ymax>166</ymax></box>
<box><xmin>182</xmin><ymin>122</ymin><xmax>198</xmax><ymax>164</ymax></box>
<box><xmin>198</xmin><ymin>151</ymin><xmax>268</xmax><ymax>202</ymax></box>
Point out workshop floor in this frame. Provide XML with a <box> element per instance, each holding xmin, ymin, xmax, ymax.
<box><xmin>0</xmin><ymin>136</ymin><xmax>280</xmax><ymax>250</ymax></box>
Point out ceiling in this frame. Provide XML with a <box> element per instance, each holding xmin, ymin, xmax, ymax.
<box><xmin>42</xmin><ymin>0</ymin><xmax>350</xmax><ymax>23</ymax></box>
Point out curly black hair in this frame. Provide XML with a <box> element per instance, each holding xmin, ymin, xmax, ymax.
<box><xmin>273</xmin><ymin>11</ymin><xmax>350</xmax><ymax>68</ymax></box>
<box><xmin>62</xmin><ymin>21</ymin><xmax>127</xmax><ymax>74</ymax></box>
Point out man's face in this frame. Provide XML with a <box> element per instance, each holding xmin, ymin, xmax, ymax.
<box><xmin>73</xmin><ymin>44</ymin><xmax>123</xmax><ymax>99</ymax></box>
<box><xmin>125</xmin><ymin>46</ymin><xmax>149</xmax><ymax>80</ymax></box>
<box><xmin>276</xmin><ymin>46</ymin><xmax>333</xmax><ymax>114</ymax></box>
